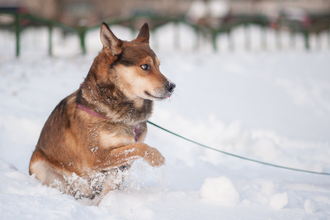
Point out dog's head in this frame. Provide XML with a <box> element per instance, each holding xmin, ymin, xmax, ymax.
<box><xmin>99</xmin><ymin>22</ymin><xmax>175</xmax><ymax>101</ymax></box>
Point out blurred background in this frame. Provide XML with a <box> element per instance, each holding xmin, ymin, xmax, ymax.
<box><xmin>0</xmin><ymin>0</ymin><xmax>330</xmax><ymax>56</ymax></box>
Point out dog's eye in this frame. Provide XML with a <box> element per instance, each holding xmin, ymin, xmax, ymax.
<box><xmin>141</xmin><ymin>64</ymin><xmax>150</xmax><ymax>70</ymax></box>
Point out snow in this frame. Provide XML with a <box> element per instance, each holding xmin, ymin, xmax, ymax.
<box><xmin>304</xmin><ymin>199</ymin><xmax>318</xmax><ymax>214</ymax></box>
<box><xmin>1</xmin><ymin>23</ymin><xmax>330</xmax><ymax>219</ymax></box>
<box><xmin>269</xmin><ymin>192</ymin><xmax>288</xmax><ymax>210</ymax></box>
<box><xmin>200</xmin><ymin>176</ymin><xmax>240</xmax><ymax>207</ymax></box>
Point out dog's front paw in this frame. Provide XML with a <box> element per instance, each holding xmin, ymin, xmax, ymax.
<box><xmin>144</xmin><ymin>147</ymin><xmax>165</xmax><ymax>167</ymax></box>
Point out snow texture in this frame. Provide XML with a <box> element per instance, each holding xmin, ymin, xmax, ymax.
<box><xmin>304</xmin><ymin>199</ymin><xmax>318</xmax><ymax>214</ymax></box>
<box><xmin>269</xmin><ymin>192</ymin><xmax>288</xmax><ymax>210</ymax></box>
<box><xmin>1</xmin><ymin>23</ymin><xmax>330</xmax><ymax>219</ymax></box>
<box><xmin>200</xmin><ymin>176</ymin><xmax>240</xmax><ymax>207</ymax></box>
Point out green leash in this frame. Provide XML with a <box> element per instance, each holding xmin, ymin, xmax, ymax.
<box><xmin>147</xmin><ymin>120</ymin><xmax>330</xmax><ymax>176</ymax></box>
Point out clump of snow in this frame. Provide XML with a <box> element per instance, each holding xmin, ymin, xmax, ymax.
<box><xmin>304</xmin><ymin>199</ymin><xmax>317</xmax><ymax>214</ymax></box>
<box><xmin>200</xmin><ymin>176</ymin><xmax>240</xmax><ymax>207</ymax></box>
<box><xmin>249</xmin><ymin>178</ymin><xmax>277</xmax><ymax>205</ymax></box>
<box><xmin>269</xmin><ymin>192</ymin><xmax>289</xmax><ymax>210</ymax></box>
<box><xmin>258</xmin><ymin>179</ymin><xmax>277</xmax><ymax>198</ymax></box>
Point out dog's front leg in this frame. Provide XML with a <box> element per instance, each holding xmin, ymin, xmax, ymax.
<box><xmin>92</xmin><ymin>168</ymin><xmax>123</xmax><ymax>206</ymax></box>
<box><xmin>111</xmin><ymin>142</ymin><xmax>165</xmax><ymax>167</ymax></box>
<box><xmin>96</xmin><ymin>142</ymin><xmax>165</xmax><ymax>170</ymax></box>
<box><xmin>93</xmin><ymin>143</ymin><xmax>165</xmax><ymax>206</ymax></box>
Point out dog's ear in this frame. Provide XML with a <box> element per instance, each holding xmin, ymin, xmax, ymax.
<box><xmin>133</xmin><ymin>23</ymin><xmax>149</xmax><ymax>44</ymax></box>
<box><xmin>100</xmin><ymin>22</ymin><xmax>122</xmax><ymax>55</ymax></box>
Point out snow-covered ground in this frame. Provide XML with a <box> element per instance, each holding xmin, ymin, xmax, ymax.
<box><xmin>1</xmin><ymin>23</ymin><xmax>330</xmax><ymax>219</ymax></box>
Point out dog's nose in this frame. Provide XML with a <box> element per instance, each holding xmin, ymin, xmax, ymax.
<box><xmin>166</xmin><ymin>82</ymin><xmax>176</xmax><ymax>93</ymax></box>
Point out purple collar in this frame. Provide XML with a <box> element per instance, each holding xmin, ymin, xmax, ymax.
<box><xmin>76</xmin><ymin>103</ymin><xmax>108</xmax><ymax>120</ymax></box>
<box><xmin>76</xmin><ymin>103</ymin><xmax>140</xmax><ymax>142</ymax></box>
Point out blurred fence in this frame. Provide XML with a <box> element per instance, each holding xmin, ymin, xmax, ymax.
<box><xmin>1</xmin><ymin>8</ymin><xmax>330</xmax><ymax>57</ymax></box>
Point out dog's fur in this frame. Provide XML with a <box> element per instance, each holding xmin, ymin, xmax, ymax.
<box><xmin>29</xmin><ymin>23</ymin><xmax>175</xmax><ymax>203</ymax></box>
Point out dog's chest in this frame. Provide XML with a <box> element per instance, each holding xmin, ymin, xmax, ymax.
<box><xmin>98</xmin><ymin>125</ymin><xmax>136</xmax><ymax>149</ymax></box>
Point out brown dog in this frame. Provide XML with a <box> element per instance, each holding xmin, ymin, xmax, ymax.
<box><xmin>29</xmin><ymin>22</ymin><xmax>175</xmax><ymax>204</ymax></box>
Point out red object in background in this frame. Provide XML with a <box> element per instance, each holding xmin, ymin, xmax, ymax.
<box><xmin>303</xmin><ymin>16</ymin><xmax>311</xmax><ymax>27</ymax></box>
<box><xmin>18</xmin><ymin>7</ymin><xmax>30</xmax><ymax>25</ymax></box>
<box><xmin>18</xmin><ymin>7</ymin><xmax>28</xmax><ymax>14</ymax></box>
<box><xmin>270</xmin><ymin>22</ymin><xmax>278</xmax><ymax>29</ymax></box>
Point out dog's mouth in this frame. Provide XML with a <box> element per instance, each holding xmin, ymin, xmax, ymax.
<box><xmin>145</xmin><ymin>91</ymin><xmax>171</xmax><ymax>100</ymax></box>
